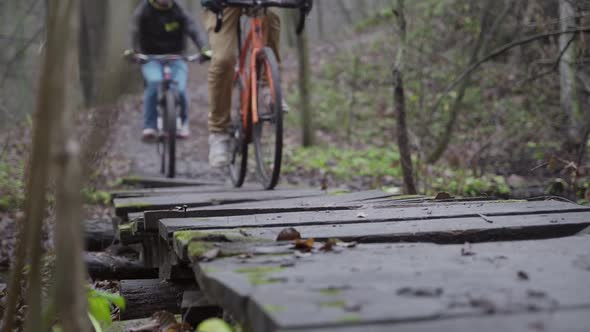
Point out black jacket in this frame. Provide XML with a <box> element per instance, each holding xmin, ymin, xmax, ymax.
<box><xmin>130</xmin><ymin>0</ymin><xmax>206</xmax><ymax>54</ymax></box>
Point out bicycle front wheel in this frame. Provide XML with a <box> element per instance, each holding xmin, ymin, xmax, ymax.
<box><xmin>164</xmin><ymin>90</ymin><xmax>177</xmax><ymax>178</ymax></box>
<box><xmin>229</xmin><ymin>78</ymin><xmax>248</xmax><ymax>187</ymax></box>
<box><xmin>253</xmin><ymin>47</ymin><xmax>283</xmax><ymax>190</ymax></box>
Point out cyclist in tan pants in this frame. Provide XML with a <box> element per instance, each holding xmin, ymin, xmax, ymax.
<box><xmin>202</xmin><ymin>1</ymin><xmax>281</xmax><ymax>167</ymax></box>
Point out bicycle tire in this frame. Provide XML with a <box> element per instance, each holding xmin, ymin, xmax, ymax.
<box><xmin>229</xmin><ymin>78</ymin><xmax>249</xmax><ymax>187</ymax></box>
<box><xmin>164</xmin><ymin>90</ymin><xmax>177</xmax><ymax>178</ymax></box>
<box><xmin>253</xmin><ymin>47</ymin><xmax>283</xmax><ymax>190</ymax></box>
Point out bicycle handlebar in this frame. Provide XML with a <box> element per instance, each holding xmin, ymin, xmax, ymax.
<box><xmin>124</xmin><ymin>52</ymin><xmax>209</xmax><ymax>64</ymax></box>
<box><xmin>213</xmin><ymin>0</ymin><xmax>311</xmax><ymax>34</ymax></box>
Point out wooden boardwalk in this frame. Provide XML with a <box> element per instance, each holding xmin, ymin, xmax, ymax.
<box><xmin>108</xmin><ymin>177</ymin><xmax>590</xmax><ymax>331</ymax></box>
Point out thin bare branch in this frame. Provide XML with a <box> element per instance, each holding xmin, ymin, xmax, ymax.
<box><xmin>430</xmin><ymin>26</ymin><xmax>590</xmax><ymax>122</ymax></box>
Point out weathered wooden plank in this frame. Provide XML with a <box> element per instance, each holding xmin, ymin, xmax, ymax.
<box><xmin>181</xmin><ymin>291</ymin><xmax>222</xmax><ymax>326</ymax></box>
<box><xmin>158</xmin><ymin>200</ymin><xmax>590</xmax><ymax>236</ymax></box>
<box><xmin>110</xmin><ymin>184</ymin><xmax>264</xmax><ymax>200</ymax></box>
<box><xmin>278</xmin><ymin>308</ymin><xmax>590</xmax><ymax>332</ymax></box>
<box><xmin>171</xmin><ymin>229</ymin><xmax>276</xmax><ymax>262</ymax></box>
<box><xmin>158</xmin><ymin>236</ymin><xmax>194</xmax><ymax>281</ymax></box>
<box><xmin>120</xmin><ymin>279</ymin><xmax>191</xmax><ymax>320</ymax></box>
<box><xmin>114</xmin><ymin>188</ymin><xmax>326</xmax><ymax>218</ymax></box>
<box><xmin>85</xmin><ymin>220</ymin><xmax>115</xmax><ymax>251</ymax></box>
<box><xmin>121</xmin><ymin>175</ymin><xmax>223</xmax><ymax>188</ymax></box>
<box><xmin>143</xmin><ymin>190</ymin><xmax>392</xmax><ymax>231</ymax></box>
<box><xmin>163</xmin><ymin>212</ymin><xmax>590</xmax><ymax>249</ymax></box>
<box><xmin>86</xmin><ymin>252</ymin><xmax>158</xmax><ymax>280</ymax></box>
<box><xmin>193</xmin><ymin>236</ymin><xmax>590</xmax><ymax>332</ymax></box>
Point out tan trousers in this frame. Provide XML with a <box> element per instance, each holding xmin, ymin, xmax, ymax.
<box><xmin>203</xmin><ymin>9</ymin><xmax>281</xmax><ymax>133</ymax></box>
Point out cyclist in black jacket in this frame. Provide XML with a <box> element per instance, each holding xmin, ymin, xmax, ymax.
<box><xmin>130</xmin><ymin>0</ymin><xmax>209</xmax><ymax>140</ymax></box>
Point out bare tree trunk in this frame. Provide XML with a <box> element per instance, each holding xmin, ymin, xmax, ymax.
<box><xmin>52</xmin><ymin>0</ymin><xmax>90</xmax><ymax>330</ymax></box>
<box><xmin>347</xmin><ymin>56</ymin><xmax>360</xmax><ymax>144</ymax></box>
<box><xmin>316</xmin><ymin>0</ymin><xmax>324</xmax><ymax>41</ymax></box>
<box><xmin>426</xmin><ymin>0</ymin><xmax>495</xmax><ymax>164</ymax></box>
<box><xmin>393</xmin><ymin>0</ymin><xmax>417</xmax><ymax>195</ymax></box>
<box><xmin>575</xmin><ymin>71</ymin><xmax>590</xmax><ymax>166</ymax></box>
<box><xmin>354</xmin><ymin>0</ymin><xmax>369</xmax><ymax>20</ymax></box>
<box><xmin>79</xmin><ymin>0</ymin><xmax>108</xmax><ymax>107</ymax></box>
<box><xmin>337</xmin><ymin>0</ymin><xmax>354</xmax><ymax>25</ymax></box>
<box><xmin>296</xmin><ymin>20</ymin><xmax>314</xmax><ymax>147</ymax></box>
<box><xmin>559</xmin><ymin>0</ymin><xmax>580</xmax><ymax>150</ymax></box>
<box><xmin>2</xmin><ymin>1</ymin><xmax>77</xmax><ymax>331</ymax></box>
<box><xmin>82</xmin><ymin>0</ymin><xmax>140</xmax><ymax>176</ymax></box>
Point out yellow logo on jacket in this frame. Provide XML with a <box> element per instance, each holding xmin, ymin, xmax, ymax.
<box><xmin>165</xmin><ymin>21</ymin><xmax>180</xmax><ymax>32</ymax></box>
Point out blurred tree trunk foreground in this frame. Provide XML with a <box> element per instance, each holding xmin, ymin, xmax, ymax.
<box><xmin>2</xmin><ymin>0</ymin><xmax>90</xmax><ymax>331</ymax></box>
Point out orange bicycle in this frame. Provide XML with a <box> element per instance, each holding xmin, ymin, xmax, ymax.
<box><xmin>215</xmin><ymin>0</ymin><xmax>311</xmax><ymax>190</ymax></box>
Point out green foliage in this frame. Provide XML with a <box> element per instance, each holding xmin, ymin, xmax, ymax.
<box><xmin>197</xmin><ymin>318</ymin><xmax>234</xmax><ymax>332</ymax></box>
<box><xmin>283</xmin><ymin>146</ymin><xmax>402</xmax><ymax>181</ymax></box>
<box><xmin>354</xmin><ymin>7</ymin><xmax>395</xmax><ymax>32</ymax></box>
<box><xmin>0</xmin><ymin>156</ymin><xmax>25</xmax><ymax>211</ymax></box>
<box><xmin>87</xmin><ymin>288</ymin><xmax>126</xmax><ymax>329</ymax></box>
<box><xmin>427</xmin><ymin>170</ymin><xmax>511</xmax><ymax>197</ymax></box>
<box><xmin>84</xmin><ymin>188</ymin><xmax>111</xmax><ymax>206</ymax></box>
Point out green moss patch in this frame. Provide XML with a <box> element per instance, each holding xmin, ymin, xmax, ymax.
<box><xmin>115</xmin><ymin>201</ymin><xmax>152</xmax><ymax>209</ymax></box>
<box><xmin>340</xmin><ymin>314</ymin><xmax>361</xmax><ymax>323</ymax></box>
<box><xmin>234</xmin><ymin>266</ymin><xmax>285</xmax><ymax>286</ymax></box>
<box><xmin>263</xmin><ymin>304</ymin><xmax>287</xmax><ymax>313</ymax></box>
<box><xmin>339</xmin><ymin>313</ymin><xmax>361</xmax><ymax>323</ymax></box>
<box><xmin>175</xmin><ymin>230</ymin><xmax>271</xmax><ymax>261</ymax></box>
<box><xmin>318</xmin><ymin>300</ymin><xmax>347</xmax><ymax>308</ymax></box>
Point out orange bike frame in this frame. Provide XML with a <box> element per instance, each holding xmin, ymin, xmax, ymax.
<box><xmin>234</xmin><ymin>13</ymin><xmax>277</xmax><ymax>135</ymax></box>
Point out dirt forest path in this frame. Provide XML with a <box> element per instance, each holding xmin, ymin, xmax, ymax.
<box><xmin>109</xmin><ymin>64</ymin><xmax>228</xmax><ymax>182</ymax></box>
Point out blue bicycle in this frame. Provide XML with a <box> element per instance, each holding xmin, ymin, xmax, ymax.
<box><xmin>126</xmin><ymin>52</ymin><xmax>206</xmax><ymax>178</ymax></box>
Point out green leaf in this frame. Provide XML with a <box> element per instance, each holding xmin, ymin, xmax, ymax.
<box><xmin>88</xmin><ymin>313</ymin><xmax>103</xmax><ymax>332</ymax></box>
<box><xmin>88</xmin><ymin>297</ymin><xmax>112</xmax><ymax>325</ymax></box>
<box><xmin>92</xmin><ymin>289</ymin><xmax>126</xmax><ymax>310</ymax></box>
<box><xmin>197</xmin><ymin>318</ymin><xmax>234</xmax><ymax>332</ymax></box>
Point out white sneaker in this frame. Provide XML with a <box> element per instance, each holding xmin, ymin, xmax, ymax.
<box><xmin>157</xmin><ymin>117</ymin><xmax>163</xmax><ymax>132</ymax></box>
<box><xmin>142</xmin><ymin>128</ymin><xmax>157</xmax><ymax>141</ymax></box>
<box><xmin>177</xmin><ymin>121</ymin><xmax>190</xmax><ymax>139</ymax></box>
<box><xmin>208</xmin><ymin>133</ymin><xmax>230</xmax><ymax>168</ymax></box>
<box><xmin>281</xmin><ymin>99</ymin><xmax>290</xmax><ymax>113</ymax></box>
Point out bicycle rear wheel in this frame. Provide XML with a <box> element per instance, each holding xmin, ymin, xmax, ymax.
<box><xmin>164</xmin><ymin>90</ymin><xmax>177</xmax><ymax>178</ymax></box>
<box><xmin>229</xmin><ymin>78</ymin><xmax>249</xmax><ymax>187</ymax></box>
<box><xmin>253</xmin><ymin>47</ymin><xmax>283</xmax><ymax>190</ymax></box>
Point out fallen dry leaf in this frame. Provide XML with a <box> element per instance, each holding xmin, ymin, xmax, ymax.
<box><xmin>164</xmin><ymin>323</ymin><xmax>193</xmax><ymax>332</ymax></box>
<box><xmin>199</xmin><ymin>248</ymin><xmax>221</xmax><ymax>262</ymax></box>
<box><xmin>128</xmin><ymin>311</ymin><xmax>192</xmax><ymax>332</ymax></box>
<box><xmin>320</xmin><ymin>239</ymin><xmax>338</xmax><ymax>252</ymax></box>
<box><xmin>277</xmin><ymin>227</ymin><xmax>301</xmax><ymax>241</ymax></box>
<box><xmin>293</xmin><ymin>238</ymin><xmax>315</xmax><ymax>252</ymax></box>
